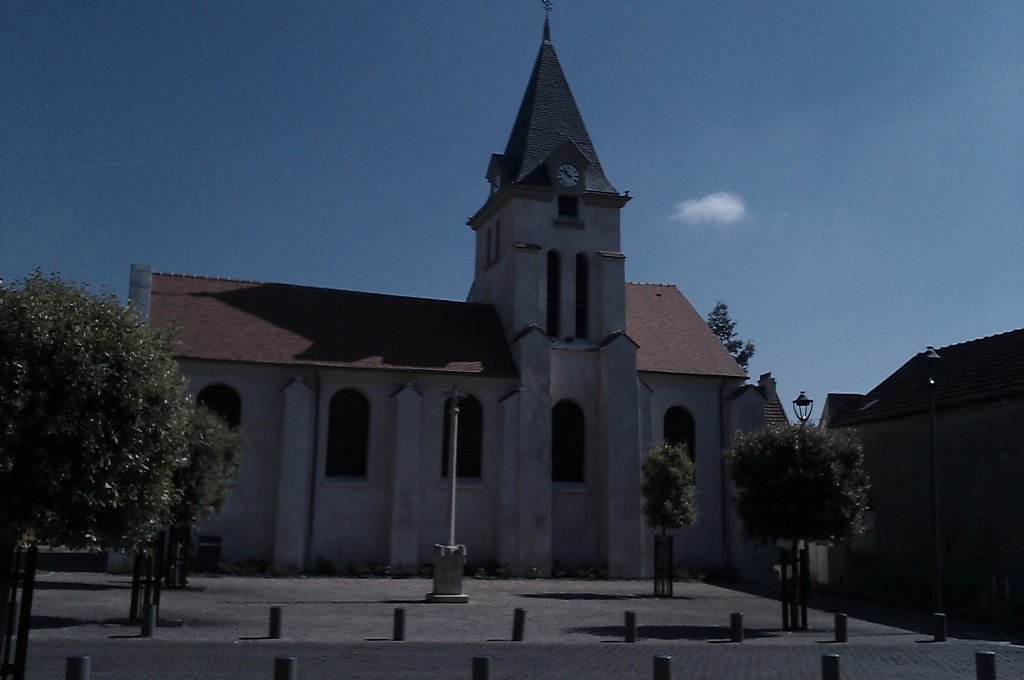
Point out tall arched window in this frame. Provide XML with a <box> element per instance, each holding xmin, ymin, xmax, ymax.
<box><xmin>197</xmin><ymin>384</ymin><xmax>241</xmax><ymax>429</ymax></box>
<box><xmin>326</xmin><ymin>389</ymin><xmax>370</xmax><ymax>477</ymax></box>
<box><xmin>575</xmin><ymin>253</ymin><xmax>588</xmax><ymax>339</ymax></box>
<box><xmin>546</xmin><ymin>250</ymin><xmax>561</xmax><ymax>337</ymax></box>
<box><xmin>552</xmin><ymin>400</ymin><xmax>585</xmax><ymax>482</ymax></box>
<box><xmin>441</xmin><ymin>394</ymin><xmax>483</xmax><ymax>478</ymax></box>
<box><xmin>663</xmin><ymin>406</ymin><xmax>696</xmax><ymax>466</ymax></box>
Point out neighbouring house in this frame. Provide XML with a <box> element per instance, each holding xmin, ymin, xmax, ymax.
<box><xmin>129</xmin><ymin>19</ymin><xmax>780</xmax><ymax>580</ymax></box>
<box><xmin>820</xmin><ymin>329</ymin><xmax>1024</xmax><ymax>611</ymax></box>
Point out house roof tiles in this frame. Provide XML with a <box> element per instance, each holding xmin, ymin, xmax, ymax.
<box><xmin>827</xmin><ymin>328</ymin><xmax>1024</xmax><ymax>426</ymax></box>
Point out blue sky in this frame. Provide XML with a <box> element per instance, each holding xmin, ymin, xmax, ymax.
<box><xmin>2</xmin><ymin>1</ymin><xmax>1022</xmax><ymax>415</ymax></box>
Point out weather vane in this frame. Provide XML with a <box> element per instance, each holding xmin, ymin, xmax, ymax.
<box><xmin>542</xmin><ymin>0</ymin><xmax>553</xmax><ymax>14</ymax></box>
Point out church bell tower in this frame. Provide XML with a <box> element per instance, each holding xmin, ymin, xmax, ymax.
<box><xmin>467</xmin><ymin>17</ymin><xmax>643</xmax><ymax>578</ymax></box>
<box><xmin>467</xmin><ymin>18</ymin><xmax>631</xmax><ymax>347</ymax></box>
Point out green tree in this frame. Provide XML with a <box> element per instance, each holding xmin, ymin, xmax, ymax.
<box><xmin>726</xmin><ymin>424</ymin><xmax>868</xmax><ymax>547</ymax></box>
<box><xmin>706</xmin><ymin>301</ymin><xmax>755</xmax><ymax>372</ymax></box>
<box><xmin>172</xmin><ymin>405</ymin><xmax>242</xmax><ymax>528</ymax></box>
<box><xmin>641</xmin><ymin>442</ymin><xmax>697</xmax><ymax>537</ymax></box>
<box><xmin>0</xmin><ymin>272</ymin><xmax>192</xmax><ymax>629</ymax></box>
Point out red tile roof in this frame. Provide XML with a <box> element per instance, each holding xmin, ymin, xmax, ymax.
<box><xmin>625</xmin><ymin>283</ymin><xmax>747</xmax><ymax>378</ymax></box>
<box><xmin>150</xmin><ymin>273</ymin><xmax>518</xmax><ymax>377</ymax></box>
<box><xmin>150</xmin><ymin>275</ymin><xmax>745</xmax><ymax>380</ymax></box>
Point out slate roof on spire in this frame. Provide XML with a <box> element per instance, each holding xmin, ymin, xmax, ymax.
<box><xmin>499</xmin><ymin>22</ymin><xmax>617</xmax><ymax>194</ymax></box>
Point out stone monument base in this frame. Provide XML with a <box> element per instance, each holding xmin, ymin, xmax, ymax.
<box><xmin>426</xmin><ymin>544</ymin><xmax>468</xmax><ymax>603</ymax></box>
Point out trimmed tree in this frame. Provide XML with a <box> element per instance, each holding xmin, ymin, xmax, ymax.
<box><xmin>726</xmin><ymin>423</ymin><xmax>869</xmax><ymax>626</ymax></box>
<box><xmin>0</xmin><ymin>272</ymin><xmax>192</xmax><ymax>632</ymax></box>
<box><xmin>172</xmin><ymin>405</ymin><xmax>242</xmax><ymax>529</ymax></box>
<box><xmin>641</xmin><ymin>442</ymin><xmax>697</xmax><ymax>538</ymax></box>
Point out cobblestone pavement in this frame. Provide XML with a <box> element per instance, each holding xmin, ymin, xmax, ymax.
<box><xmin>18</xmin><ymin>572</ymin><xmax>1023</xmax><ymax>679</ymax></box>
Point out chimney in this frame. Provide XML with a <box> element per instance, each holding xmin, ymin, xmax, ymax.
<box><xmin>128</xmin><ymin>264</ymin><xmax>152</xmax><ymax>322</ymax></box>
<box><xmin>757</xmin><ymin>372</ymin><xmax>777</xmax><ymax>401</ymax></box>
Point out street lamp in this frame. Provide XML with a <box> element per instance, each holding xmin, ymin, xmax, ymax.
<box><xmin>792</xmin><ymin>391</ymin><xmax>814</xmax><ymax>425</ymax></box>
<box><xmin>923</xmin><ymin>346</ymin><xmax>942</xmax><ymax>613</ymax></box>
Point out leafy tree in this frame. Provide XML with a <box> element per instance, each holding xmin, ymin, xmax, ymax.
<box><xmin>726</xmin><ymin>423</ymin><xmax>867</xmax><ymax>628</ymax></box>
<box><xmin>725</xmin><ymin>424</ymin><xmax>868</xmax><ymax>548</ymax></box>
<box><xmin>0</xmin><ymin>272</ymin><xmax>192</xmax><ymax>628</ymax></box>
<box><xmin>172</xmin><ymin>405</ymin><xmax>242</xmax><ymax>528</ymax></box>
<box><xmin>641</xmin><ymin>442</ymin><xmax>697</xmax><ymax>538</ymax></box>
<box><xmin>706</xmin><ymin>301</ymin><xmax>755</xmax><ymax>372</ymax></box>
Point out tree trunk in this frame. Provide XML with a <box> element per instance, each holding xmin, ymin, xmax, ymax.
<box><xmin>0</xmin><ymin>540</ymin><xmax>13</xmax><ymax>662</ymax></box>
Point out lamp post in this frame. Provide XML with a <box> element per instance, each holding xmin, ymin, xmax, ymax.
<box><xmin>427</xmin><ymin>385</ymin><xmax>469</xmax><ymax>603</ymax></box>
<box><xmin>923</xmin><ymin>346</ymin><xmax>942</xmax><ymax>613</ymax></box>
<box><xmin>785</xmin><ymin>391</ymin><xmax>814</xmax><ymax>630</ymax></box>
<box><xmin>792</xmin><ymin>391</ymin><xmax>814</xmax><ymax>425</ymax></box>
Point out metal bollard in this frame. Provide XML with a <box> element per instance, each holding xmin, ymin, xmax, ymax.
<box><xmin>835</xmin><ymin>613</ymin><xmax>848</xmax><ymax>643</ymax></box>
<box><xmin>933</xmin><ymin>612</ymin><xmax>947</xmax><ymax>642</ymax></box>
<box><xmin>269</xmin><ymin>606</ymin><xmax>283</xmax><ymax>639</ymax></box>
<box><xmin>512</xmin><ymin>607</ymin><xmax>526</xmax><ymax>641</ymax></box>
<box><xmin>65</xmin><ymin>655</ymin><xmax>91</xmax><ymax>680</ymax></box>
<box><xmin>975</xmin><ymin>650</ymin><xmax>996</xmax><ymax>680</ymax></box>
<box><xmin>273</xmin><ymin>655</ymin><xmax>297</xmax><ymax>680</ymax></box>
<box><xmin>393</xmin><ymin>607</ymin><xmax>406</xmax><ymax>641</ymax></box>
<box><xmin>472</xmin><ymin>656</ymin><xmax>491</xmax><ymax>680</ymax></box>
<box><xmin>625</xmin><ymin>610</ymin><xmax>637</xmax><ymax>643</ymax></box>
<box><xmin>141</xmin><ymin>603</ymin><xmax>156</xmax><ymax>638</ymax></box>
<box><xmin>822</xmin><ymin>653</ymin><xmax>840</xmax><ymax>680</ymax></box>
<box><xmin>653</xmin><ymin>655</ymin><xmax>672</xmax><ymax>680</ymax></box>
<box><xmin>730</xmin><ymin>612</ymin><xmax>744</xmax><ymax>642</ymax></box>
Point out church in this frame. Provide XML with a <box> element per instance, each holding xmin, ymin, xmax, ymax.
<box><xmin>129</xmin><ymin>19</ymin><xmax>779</xmax><ymax>579</ymax></box>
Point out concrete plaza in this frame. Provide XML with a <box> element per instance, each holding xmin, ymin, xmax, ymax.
<box><xmin>18</xmin><ymin>571</ymin><xmax>1023</xmax><ymax>679</ymax></box>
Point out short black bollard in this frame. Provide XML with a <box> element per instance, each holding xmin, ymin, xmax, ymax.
<box><xmin>822</xmin><ymin>653</ymin><xmax>840</xmax><ymax>680</ymax></box>
<box><xmin>472</xmin><ymin>656</ymin><xmax>491</xmax><ymax>680</ymax></box>
<box><xmin>512</xmin><ymin>607</ymin><xmax>526</xmax><ymax>641</ymax></box>
<box><xmin>933</xmin><ymin>612</ymin><xmax>947</xmax><ymax>642</ymax></box>
<box><xmin>730</xmin><ymin>612</ymin><xmax>744</xmax><ymax>643</ymax></box>
<box><xmin>66</xmin><ymin>655</ymin><xmax>91</xmax><ymax>680</ymax></box>
<box><xmin>269</xmin><ymin>605</ymin><xmax>283</xmax><ymax>639</ymax></box>
<box><xmin>393</xmin><ymin>607</ymin><xmax>406</xmax><ymax>641</ymax></box>
<box><xmin>274</xmin><ymin>655</ymin><xmax>297</xmax><ymax>680</ymax></box>
<box><xmin>653</xmin><ymin>655</ymin><xmax>671</xmax><ymax>680</ymax></box>
<box><xmin>625</xmin><ymin>610</ymin><xmax>637</xmax><ymax>643</ymax></box>
<box><xmin>141</xmin><ymin>603</ymin><xmax>156</xmax><ymax>638</ymax></box>
<box><xmin>975</xmin><ymin>650</ymin><xmax>996</xmax><ymax>680</ymax></box>
<box><xmin>834</xmin><ymin>613</ymin><xmax>848</xmax><ymax>643</ymax></box>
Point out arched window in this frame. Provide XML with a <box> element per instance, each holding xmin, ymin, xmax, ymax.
<box><xmin>552</xmin><ymin>400</ymin><xmax>585</xmax><ymax>482</ymax></box>
<box><xmin>575</xmin><ymin>253</ymin><xmax>588</xmax><ymax>339</ymax></box>
<box><xmin>326</xmin><ymin>389</ymin><xmax>370</xmax><ymax>477</ymax></box>
<box><xmin>441</xmin><ymin>394</ymin><xmax>483</xmax><ymax>478</ymax></box>
<box><xmin>197</xmin><ymin>384</ymin><xmax>241</xmax><ymax>429</ymax></box>
<box><xmin>663</xmin><ymin>406</ymin><xmax>696</xmax><ymax>465</ymax></box>
<box><xmin>546</xmin><ymin>250</ymin><xmax>561</xmax><ymax>337</ymax></box>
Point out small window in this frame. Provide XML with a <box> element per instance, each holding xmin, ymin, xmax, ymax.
<box><xmin>197</xmin><ymin>384</ymin><xmax>241</xmax><ymax>429</ymax></box>
<box><xmin>575</xmin><ymin>253</ymin><xmax>588</xmax><ymax>339</ymax></box>
<box><xmin>558</xmin><ymin>195</ymin><xmax>578</xmax><ymax>218</ymax></box>
<box><xmin>552</xmin><ymin>400</ymin><xmax>585</xmax><ymax>482</ymax></box>
<box><xmin>547</xmin><ymin>251</ymin><xmax>561</xmax><ymax>337</ymax></box>
<box><xmin>326</xmin><ymin>389</ymin><xmax>370</xmax><ymax>477</ymax></box>
<box><xmin>441</xmin><ymin>394</ymin><xmax>483</xmax><ymax>478</ymax></box>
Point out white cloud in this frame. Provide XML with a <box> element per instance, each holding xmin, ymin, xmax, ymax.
<box><xmin>671</xmin><ymin>192</ymin><xmax>746</xmax><ymax>225</ymax></box>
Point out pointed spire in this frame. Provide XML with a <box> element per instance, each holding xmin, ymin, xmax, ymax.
<box><xmin>498</xmin><ymin>22</ymin><xmax>617</xmax><ymax>193</ymax></box>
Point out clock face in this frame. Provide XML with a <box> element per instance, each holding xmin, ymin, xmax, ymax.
<box><xmin>556</xmin><ymin>163</ymin><xmax>580</xmax><ymax>188</ymax></box>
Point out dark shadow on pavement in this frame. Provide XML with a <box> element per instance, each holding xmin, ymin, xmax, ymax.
<box><xmin>32</xmin><ymin>580</ymin><xmax>128</xmax><ymax>591</ymax></box>
<box><xmin>29</xmin><ymin>616</ymin><xmax>86</xmax><ymax>629</ymax></box>
<box><xmin>522</xmin><ymin>592</ymin><xmax>684</xmax><ymax>601</ymax></box>
<box><xmin>569</xmin><ymin>624</ymin><xmax>777</xmax><ymax>641</ymax></box>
